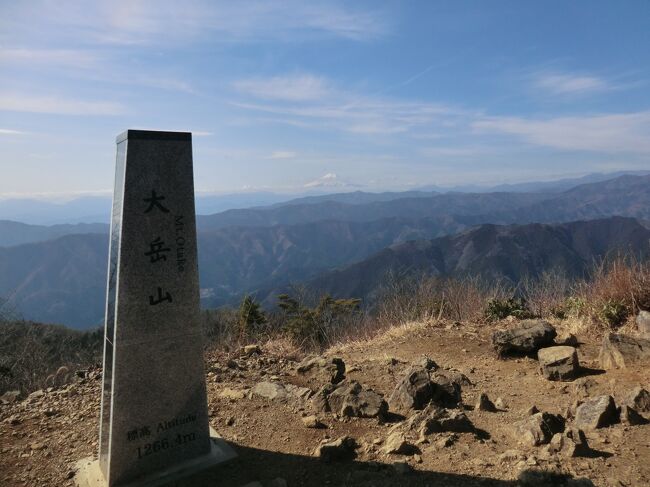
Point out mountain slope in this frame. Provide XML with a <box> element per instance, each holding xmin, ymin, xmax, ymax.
<box><xmin>306</xmin><ymin>217</ymin><xmax>650</xmax><ymax>301</ymax></box>
<box><xmin>0</xmin><ymin>221</ymin><xmax>109</xmax><ymax>247</ymax></box>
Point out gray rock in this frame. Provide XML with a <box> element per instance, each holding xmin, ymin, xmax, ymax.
<box><xmin>406</xmin><ymin>404</ymin><xmax>474</xmax><ymax>435</ymax></box>
<box><xmin>388</xmin><ymin>366</ymin><xmax>433</xmax><ymax>415</ymax></box>
<box><xmin>475</xmin><ymin>392</ymin><xmax>497</xmax><ymax>412</ymax></box>
<box><xmin>574</xmin><ymin>395</ymin><xmax>618</xmax><ymax>430</ymax></box>
<box><xmin>327</xmin><ymin>381</ymin><xmax>388</xmax><ymax>419</ymax></box>
<box><xmin>555</xmin><ymin>332</ymin><xmax>579</xmax><ymax>347</ymax></box>
<box><xmin>492</xmin><ymin>320</ymin><xmax>557</xmax><ymax>356</ymax></box>
<box><xmin>572</xmin><ymin>377</ymin><xmax>597</xmax><ymax>398</ymax></box>
<box><xmin>301</xmin><ymin>415</ymin><xmax>325</xmax><ymax>428</ymax></box>
<box><xmin>310</xmin><ymin>384</ymin><xmax>336</xmax><ymax>413</ymax></box>
<box><xmin>430</xmin><ymin>370</ymin><xmax>463</xmax><ymax>408</ymax></box>
<box><xmin>625</xmin><ymin>386</ymin><xmax>650</xmax><ymax>412</ymax></box>
<box><xmin>392</xmin><ymin>461</ymin><xmax>413</xmax><ymax>475</ymax></box>
<box><xmin>297</xmin><ymin>356</ymin><xmax>345</xmax><ymax>385</ymax></box>
<box><xmin>383</xmin><ymin>432</ymin><xmax>417</xmax><ymax>455</ymax></box>
<box><xmin>537</xmin><ymin>346</ymin><xmax>580</xmax><ymax>381</ymax></box>
<box><xmin>637</xmin><ymin>310</ymin><xmax>650</xmax><ymax>337</ymax></box>
<box><xmin>548</xmin><ymin>429</ymin><xmax>590</xmax><ymax>457</ymax></box>
<box><xmin>250</xmin><ymin>382</ymin><xmax>312</xmax><ymax>405</ymax></box>
<box><xmin>251</xmin><ymin>381</ymin><xmax>287</xmax><ymax>401</ymax></box>
<box><xmin>599</xmin><ymin>333</ymin><xmax>650</xmax><ymax>369</ymax></box>
<box><xmin>241</xmin><ymin>344</ymin><xmax>261</xmax><ymax>356</ymax></box>
<box><xmin>510</xmin><ymin>412</ymin><xmax>565</xmax><ymax>446</ymax></box>
<box><xmin>0</xmin><ymin>390</ymin><xmax>21</xmax><ymax>405</ymax></box>
<box><xmin>414</xmin><ymin>356</ymin><xmax>439</xmax><ymax>371</ymax></box>
<box><xmin>315</xmin><ymin>436</ymin><xmax>356</xmax><ymax>462</ymax></box>
<box><xmin>620</xmin><ymin>405</ymin><xmax>647</xmax><ymax>426</ymax></box>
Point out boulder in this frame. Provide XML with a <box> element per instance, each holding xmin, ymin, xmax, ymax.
<box><xmin>388</xmin><ymin>366</ymin><xmax>433</xmax><ymax>415</ymax></box>
<box><xmin>510</xmin><ymin>412</ymin><xmax>564</xmax><ymax>446</ymax></box>
<box><xmin>620</xmin><ymin>405</ymin><xmax>647</xmax><ymax>426</ymax></box>
<box><xmin>599</xmin><ymin>333</ymin><xmax>650</xmax><ymax>369</ymax></box>
<box><xmin>315</xmin><ymin>436</ymin><xmax>356</xmax><ymax>462</ymax></box>
<box><xmin>405</xmin><ymin>404</ymin><xmax>474</xmax><ymax>436</ymax></box>
<box><xmin>475</xmin><ymin>392</ymin><xmax>497</xmax><ymax>412</ymax></box>
<box><xmin>555</xmin><ymin>332</ymin><xmax>579</xmax><ymax>347</ymax></box>
<box><xmin>492</xmin><ymin>320</ymin><xmax>557</xmax><ymax>356</ymax></box>
<box><xmin>574</xmin><ymin>395</ymin><xmax>618</xmax><ymax>430</ymax></box>
<box><xmin>327</xmin><ymin>381</ymin><xmax>388</xmax><ymax>419</ymax></box>
<box><xmin>625</xmin><ymin>386</ymin><xmax>650</xmax><ymax>412</ymax></box>
<box><xmin>548</xmin><ymin>428</ymin><xmax>590</xmax><ymax>457</ymax></box>
<box><xmin>430</xmin><ymin>370</ymin><xmax>463</xmax><ymax>408</ymax></box>
<box><xmin>537</xmin><ymin>346</ymin><xmax>580</xmax><ymax>381</ymax></box>
<box><xmin>311</xmin><ymin>384</ymin><xmax>336</xmax><ymax>413</ymax></box>
<box><xmin>637</xmin><ymin>310</ymin><xmax>650</xmax><ymax>337</ymax></box>
<box><xmin>297</xmin><ymin>356</ymin><xmax>345</xmax><ymax>385</ymax></box>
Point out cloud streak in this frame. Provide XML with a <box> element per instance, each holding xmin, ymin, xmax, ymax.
<box><xmin>473</xmin><ymin>112</ymin><xmax>650</xmax><ymax>153</ymax></box>
<box><xmin>0</xmin><ymin>94</ymin><xmax>125</xmax><ymax>116</ymax></box>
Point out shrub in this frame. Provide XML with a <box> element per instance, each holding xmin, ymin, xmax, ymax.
<box><xmin>237</xmin><ymin>295</ymin><xmax>266</xmax><ymax>340</ymax></box>
<box><xmin>484</xmin><ymin>297</ymin><xmax>535</xmax><ymax>321</ymax></box>
<box><xmin>596</xmin><ymin>299</ymin><xmax>629</xmax><ymax>327</ymax></box>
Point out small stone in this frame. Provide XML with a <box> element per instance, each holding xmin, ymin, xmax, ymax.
<box><xmin>242</xmin><ymin>344</ymin><xmax>261</xmax><ymax>356</ymax></box>
<box><xmin>301</xmin><ymin>415</ymin><xmax>324</xmax><ymax>429</ymax></box>
<box><xmin>637</xmin><ymin>310</ymin><xmax>650</xmax><ymax>337</ymax></box>
<box><xmin>572</xmin><ymin>377</ymin><xmax>597</xmax><ymax>398</ymax></box>
<box><xmin>383</xmin><ymin>432</ymin><xmax>417</xmax><ymax>455</ymax></box>
<box><xmin>556</xmin><ymin>332</ymin><xmax>579</xmax><ymax>347</ymax></box>
<box><xmin>315</xmin><ymin>436</ymin><xmax>356</xmax><ymax>462</ymax></box>
<box><xmin>526</xmin><ymin>405</ymin><xmax>540</xmax><ymax>415</ymax></box>
<box><xmin>226</xmin><ymin>416</ymin><xmax>235</xmax><ymax>426</ymax></box>
<box><xmin>625</xmin><ymin>386</ymin><xmax>650</xmax><ymax>412</ymax></box>
<box><xmin>574</xmin><ymin>395</ymin><xmax>618</xmax><ymax>430</ymax></box>
<box><xmin>475</xmin><ymin>392</ymin><xmax>497</xmax><ymax>412</ymax></box>
<box><xmin>510</xmin><ymin>412</ymin><xmax>564</xmax><ymax>447</ymax></box>
<box><xmin>327</xmin><ymin>381</ymin><xmax>388</xmax><ymax>419</ymax></box>
<box><xmin>30</xmin><ymin>443</ymin><xmax>46</xmax><ymax>451</ymax></box>
<box><xmin>494</xmin><ymin>397</ymin><xmax>507</xmax><ymax>410</ymax></box>
<box><xmin>620</xmin><ymin>405</ymin><xmax>647</xmax><ymax>426</ymax></box>
<box><xmin>414</xmin><ymin>356</ymin><xmax>438</xmax><ymax>371</ymax></box>
<box><xmin>297</xmin><ymin>356</ymin><xmax>345</xmax><ymax>385</ymax></box>
<box><xmin>218</xmin><ymin>387</ymin><xmax>246</xmax><ymax>401</ymax></box>
<box><xmin>537</xmin><ymin>346</ymin><xmax>580</xmax><ymax>381</ymax></box>
<box><xmin>28</xmin><ymin>390</ymin><xmax>45</xmax><ymax>401</ymax></box>
<box><xmin>250</xmin><ymin>381</ymin><xmax>287</xmax><ymax>401</ymax></box>
<box><xmin>0</xmin><ymin>390</ymin><xmax>21</xmax><ymax>404</ymax></box>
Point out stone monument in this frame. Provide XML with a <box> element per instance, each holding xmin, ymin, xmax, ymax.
<box><xmin>76</xmin><ymin>130</ymin><xmax>235</xmax><ymax>486</ymax></box>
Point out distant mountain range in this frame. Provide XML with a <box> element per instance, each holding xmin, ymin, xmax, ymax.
<box><xmin>1</xmin><ymin>174</ymin><xmax>649</xmax><ymax>328</ymax></box>
<box><xmin>303</xmin><ymin>217</ymin><xmax>650</xmax><ymax>303</ymax></box>
<box><xmin>2</xmin><ymin>170</ymin><xmax>647</xmax><ymax>225</ymax></box>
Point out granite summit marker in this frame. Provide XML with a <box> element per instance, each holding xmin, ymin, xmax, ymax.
<box><xmin>76</xmin><ymin>130</ymin><xmax>235</xmax><ymax>487</ymax></box>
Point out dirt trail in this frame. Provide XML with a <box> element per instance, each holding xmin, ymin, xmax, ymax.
<box><xmin>1</xmin><ymin>320</ymin><xmax>649</xmax><ymax>486</ymax></box>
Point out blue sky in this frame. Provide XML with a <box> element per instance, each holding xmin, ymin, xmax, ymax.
<box><xmin>1</xmin><ymin>0</ymin><xmax>649</xmax><ymax>198</ymax></box>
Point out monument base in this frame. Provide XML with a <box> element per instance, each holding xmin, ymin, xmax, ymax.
<box><xmin>75</xmin><ymin>428</ymin><xmax>236</xmax><ymax>487</ymax></box>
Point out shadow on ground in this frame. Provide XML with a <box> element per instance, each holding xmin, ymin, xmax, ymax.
<box><xmin>175</xmin><ymin>442</ymin><xmax>595</xmax><ymax>487</ymax></box>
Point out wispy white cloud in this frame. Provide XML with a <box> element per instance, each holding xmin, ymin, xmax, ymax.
<box><xmin>234</xmin><ymin>75</ymin><xmax>331</xmax><ymax>101</ymax></box>
<box><xmin>0</xmin><ymin>48</ymin><xmax>98</xmax><ymax>69</ymax></box>
<box><xmin>534</xmin><ymin>72</ymin><xmax>610</xmax><ymax>95</ymax></box>
<box><xmin>0</xmin><ymin>94</ymin><xmax>125</xmax><ymax>116</ymax></box>
<box><xmin>232</xmin><ymin>74</ymin><xmax>468</xmax><ymax>136</ymax></box>
<box><xmin>1</xmin><ymin>1</ymin><xmax>387</xmax><ymax>47</ymax></box>
<box><xmin>267</xmin><ymin>151</ymin><xmax>297</xmax><ymax>159</ymax></box>
<box><xmin>0</xmin><ymin>129</ymin><xmax>28</xmax><ymax>135</ymax></box>
<box><xmin>473</xmin><ymin>112</ymin><xmax>650</xmax><ymax>153</ymax></box>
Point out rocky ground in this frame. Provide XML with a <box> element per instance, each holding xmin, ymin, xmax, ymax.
<box><xmin>1</xmin><ymin>318</ymin><xmax>649</xmax><ymax>487</ymax></box>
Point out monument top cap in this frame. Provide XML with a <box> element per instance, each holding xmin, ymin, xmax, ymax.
<box><xmin>116</xmin><ymin>129</ymin><xmax>192</xmax><ymax>143</ymax></box>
